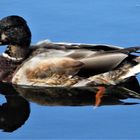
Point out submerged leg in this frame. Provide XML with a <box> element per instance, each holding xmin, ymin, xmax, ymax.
<box><xmin>95</xmin><ymin>86</ymin><xmax>106</xmax><ymax>107</ymax></box>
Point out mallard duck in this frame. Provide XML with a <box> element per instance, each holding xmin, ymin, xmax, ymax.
<box><xmin>0</xmin><ymin>15</ymin><xmax>140</xmax><ymax>106</ymax></box>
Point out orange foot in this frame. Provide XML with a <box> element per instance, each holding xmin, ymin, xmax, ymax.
<box><xmin>95</xmin><ymin>86</ymin><xmax>106</xmax><ymax>107</ymax></box>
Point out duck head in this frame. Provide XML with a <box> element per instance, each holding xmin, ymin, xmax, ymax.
<box><xmin>0</xmin><ymin>15</ymin><xmax>32</xmax><ymax>60</ymax></box>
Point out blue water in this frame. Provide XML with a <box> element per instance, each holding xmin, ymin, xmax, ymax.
<box><xmin>0</xmin><ymin>0</ymin><xmax>140</xmax><ymax>139</ymax></box>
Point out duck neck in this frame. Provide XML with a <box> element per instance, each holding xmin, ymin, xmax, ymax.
<box><xmin>4</xmin><ymin>45</ymin><xmax>29</xmax><ymax>61</ymax></box>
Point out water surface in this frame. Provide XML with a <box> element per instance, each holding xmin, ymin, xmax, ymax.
<box><xmin>0</xmin><ymin>0</ymin><xmax>140</xmax><ymax>139</ymax></box>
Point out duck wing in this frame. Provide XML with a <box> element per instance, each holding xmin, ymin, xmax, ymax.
<box><xmin>31</xmin><ymin>41</ymin><xmax>140</xmax><ymax>77</ymax></box>
<box><xmin>30</xmin><ymin>41</ymin><xmax>124</xmax><ymax>76</ymax></box>
<box><xmin>77</xmin><ymin>47</ymin><xmax>140</xmax><ymax>77</ymax></box>
<box><xmin>32</xmin><ymin>40</ymin><xmax>122</xmax><ymax>51</ymax></box>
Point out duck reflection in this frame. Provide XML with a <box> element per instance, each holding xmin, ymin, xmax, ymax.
<box><xmin>0</xmin><ymin>82</ymin><xmax>30</xmax><ymax>132</ymax></box>
<box><xmin>0</xmin><ymin>77</ymin><xmax>140</xmax><ymax>132</ymax></box>
<box><xmin>14</xmin><ymin>76</ymin><xmax>140</xmax><ymax>106</ymax></box>
<box><xmin>13</xmin><ymin>85</ymin><xmax>139</xmax><ymax>106</ymax></box>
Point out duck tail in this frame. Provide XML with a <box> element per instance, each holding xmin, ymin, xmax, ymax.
<box><xmin>120</xmin><ymin>87</ymin><xmax>140</xmax><ymax>99</ymax></box>
<box><xmin>113</xmin><ymin>46</ymin><xmax>140</xmax><ymax>54</ymax></box>
<box><xmin>119</xmin><ymin>56</ymin><xmax>140</xmax><ymax>80</ymax></box>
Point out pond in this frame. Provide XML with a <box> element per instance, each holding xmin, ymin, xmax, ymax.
<box><xmin>0</xmin><ymin>0</ymin><xmax>140</xmax><ymax>139</ymax></box>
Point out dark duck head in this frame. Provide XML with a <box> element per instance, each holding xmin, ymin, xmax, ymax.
<box><xmin>0</xmin><ymin>15</ymin><xmax>31</xmax><ymax>82</ymax></box>
<box><xmin>0</xmin><ymin>15</ymin><xmax>31</xmax><ymax>60</ymax></box>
